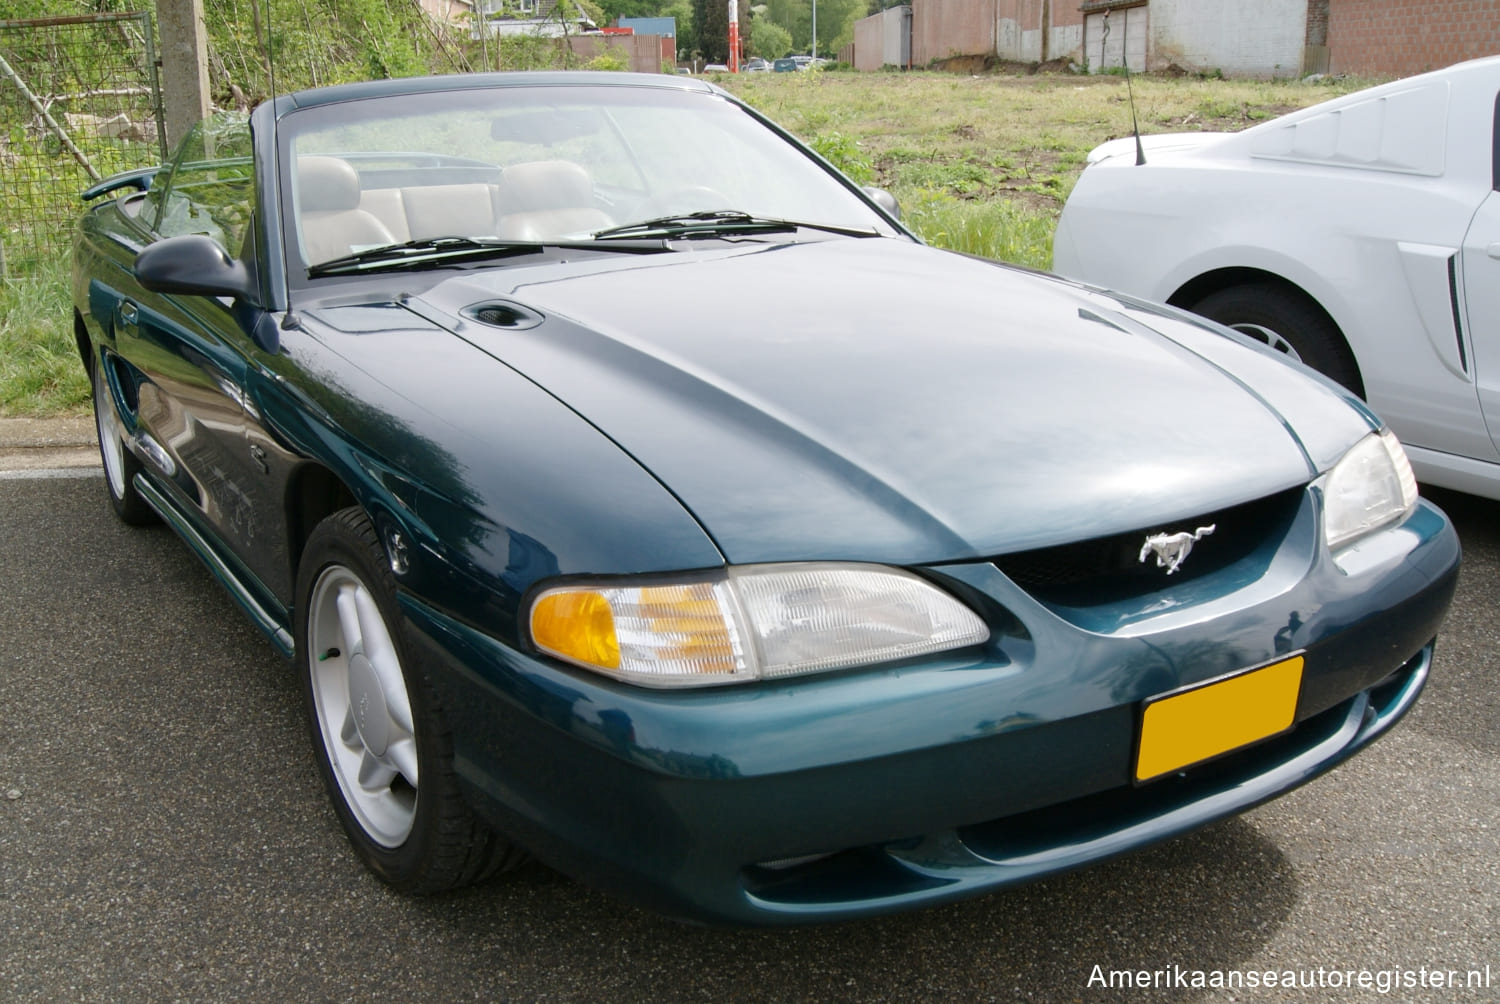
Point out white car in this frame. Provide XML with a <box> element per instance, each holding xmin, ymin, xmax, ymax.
<box><xmin>1054</xmin><ymin>56</ymin><xmax>1500</xmax><ymax>501</ymax></box>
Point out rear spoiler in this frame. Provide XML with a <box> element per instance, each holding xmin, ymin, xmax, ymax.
<box><xmin>81</xmin><ymin>166</ymin><xmax>158</xmax><ymax>201</ymax></box>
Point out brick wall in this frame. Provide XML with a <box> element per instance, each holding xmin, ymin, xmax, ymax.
<box><xmin>1330</xmin><ymin>0</ymin><xmax>1500</xmax><ymax>76</ymax></box>
<box><xmin>1305</xmin><ymin>0</ymin><xmax>1328</xmax><ymax>46</ymax></box>
<box><xmin>561</xmin><ymin>33</ymin><xmax>670</xmax><ymax>74</ymax></box>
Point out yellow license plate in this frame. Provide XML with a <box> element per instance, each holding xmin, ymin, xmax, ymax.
<box><xmin>1135</xmin><ymin>655</ymin><xmax>1304</xmax><ymax>783</ymax></box>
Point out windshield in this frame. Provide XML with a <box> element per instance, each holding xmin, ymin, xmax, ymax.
<box><xmin>279</xmin><ymin>82</ymin><xmax>901</xmax><ymax>271</ymax></box>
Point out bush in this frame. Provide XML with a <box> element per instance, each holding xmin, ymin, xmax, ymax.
<box><xmin>807</xmin><ymin>131</ymin><xmax>874</xmax><ymax>184</ymax></box>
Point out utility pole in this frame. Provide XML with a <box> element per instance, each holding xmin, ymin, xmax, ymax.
<box><xmin>157</xmin><ymin>0</ymin><xmax>210</xmax><ymax>150</ymax></box>
<box><xmin>810</xmin><ymin>0</ymin><xmax>816</xmax><ymax>58</ymax></box>
<box><xmin>728</xmin><ymin>0</ymin><xmax>739</xmax><ymax>71</ymax></box>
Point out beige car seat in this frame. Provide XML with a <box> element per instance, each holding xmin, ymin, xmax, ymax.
<box><xmin>497</xmin><ymin>160</ymin><xmax>612</xmax><ymax>240</ymax></box>
<box><xmin>297</xmin><ymin>156</ymin><xmax>395</xmax><ymax>265</ymax></box>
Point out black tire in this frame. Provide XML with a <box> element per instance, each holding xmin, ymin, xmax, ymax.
<box><xmin>294</xmin><ymin>506</ymin><xmax>525</xmax><ymax>893</ymax></box>
<box><xmin>91</xmin><ymin>355</ymin><xmax>157</xmax><ymax>526</ymax></box>
<box><xmin>1189</xmin><ymin>283</ymin><xmax>1364</xmax><ymax>396</ymax></box>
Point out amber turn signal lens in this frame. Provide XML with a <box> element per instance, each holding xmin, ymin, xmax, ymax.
<box><xmin>530</xmin><ymin>590</ymin><xmax>620</xmax><ymax>670</ymax></box>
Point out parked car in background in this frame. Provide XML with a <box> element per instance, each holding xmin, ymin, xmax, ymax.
<box><xmin>773</xmin><ymin>57</ymin><xmax>798</xmax><ymax>72</ymax></box>
<box><xmin>1054</xmin><ymin>55</ymin><xmax>1500</xmax><ymax>501</ymax></box>
<box><xmin>72</xmin><ymin>71</ymin><xmax>1458</xmax><ymax>926</ymax></box>
<box><xmin>744</xmin><ymin>57</ymin><xmax>771</xmax><ymax>72</ymax></box>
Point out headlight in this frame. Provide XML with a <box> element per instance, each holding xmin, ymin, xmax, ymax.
<box><xmin>528</xmin><ymin>563</ymin><xmax>990</xmax><ymax>688</ymax></box>
<box><xmin>1321</xmin><ymin>429</ymin><xmax>1418</xmax><ymax>550</ymax></box>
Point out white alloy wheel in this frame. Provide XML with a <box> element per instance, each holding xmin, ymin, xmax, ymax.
<box><xmin>94</xmin><ymin>366</ymin><xmax>128</xmax><ymax>499</ymax></box>
<box><xmin>1229</xmin><ymin>322</ymin><xmax>1303</xmax><ymax>362</ymax></box>
<box><xmin>306</xmin><ymin>563</ymin><xmax>421</xmax><ymax>848</ymax></box>
<box><xmin>90</xmin><ymin>356</ymin><xmax>156</xmax><ymax>525</ymax></box>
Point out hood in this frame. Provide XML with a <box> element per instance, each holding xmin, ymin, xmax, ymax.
<box><xmin>1086</xmin><ymin>132</ymin><xmax>1232</xmax><ymax>166</ymax></box>
<box><xmin>414</xmin><ymin>238</ymin><xmax>1372</xmax><ymax>566</ymax></box>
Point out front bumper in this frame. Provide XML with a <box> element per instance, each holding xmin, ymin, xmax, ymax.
<box><xmin>404</xmin><ymin>495</ymin><xmax>1459</xmax><ymax>926</ymax></box>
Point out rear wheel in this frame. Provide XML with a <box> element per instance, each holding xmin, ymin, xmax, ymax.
<box><xmin>1188</xmin><ymin>283</ymin><xmax>1363</xmax><ymax>396</ymax></box>
<box><xmin>91</xmin><ymin>356</ymin><xmax>156</xmax><ymax>525</ymax></box>
<box><xmin>295</xmin><ymin>507</ymin><xmax>524</xmax><ymax>892</ymax></box>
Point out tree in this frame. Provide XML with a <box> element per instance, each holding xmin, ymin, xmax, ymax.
<box><xmin>690</xmin><ymin>0</ymin><xmax>728</xmax><ymax>62</ymax></box>
<box><xmin>595</xmin><ymin>0</ymin><xmax>669</xmax><ymax>20</ymax></box>
<box><xmin>661</xmin><ymin>0</ymin><xmax>693</xmax><ymax>58</ymax></box>
<box><xmin>750</xmin><ymin>18</ymin><xmax>792</xmax><ymax>59</ymax></box>
<box><xmin>764</xmin><ymin>0</ymin><xmax>862</xmax><ymax>56</ymax></box>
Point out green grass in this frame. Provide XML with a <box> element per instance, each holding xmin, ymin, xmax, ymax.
<box><xmin>0</xmin><ymin>258</ymin><xmax>86</xmax><ymax>416</ymax></box>
<box><xmin>0</xmin><ymin>69</ymin><xmax>1376</xmax><ymax>417</ymax></box>
<box><xmin>725</xmin><ymin>69</ymin><xmax>1370</xmax><ymax>263</ymax></box>
<box><xmin>903</xmin><ymin>193</ymin><xmax>1055</xmax><ymax>270</ymax></box>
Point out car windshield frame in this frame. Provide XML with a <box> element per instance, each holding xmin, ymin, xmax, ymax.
<box><xmin>272</xmin><ymin>78</ymin><xmax>908</xmax><ymax>285</ymax></box>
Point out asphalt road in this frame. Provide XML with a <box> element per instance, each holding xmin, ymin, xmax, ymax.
<box><xmin>2</xmin><ymin>471</ymin><xmax>1496</xmax><ymax>1003</ymax></box>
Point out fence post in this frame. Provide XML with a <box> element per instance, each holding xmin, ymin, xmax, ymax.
<box><xmin>157</xmin><ymin>0</ymin><xmax>210</xmax><ymax>151</ymax></box>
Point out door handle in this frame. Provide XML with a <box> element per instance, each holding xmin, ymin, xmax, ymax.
<box><xmin>1487</xmin><ymin>243</ymin><xmax>1500</xmax><ymax>260</ymax></box>
<box><xmin>118</xmin><ymin>301</ymin><xmax>139</xmax><ymax>326</ymax></box>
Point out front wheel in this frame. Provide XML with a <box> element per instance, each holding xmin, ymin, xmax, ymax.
<box><xmin>295</xmin><ymin>507</ymin><xmax>524</xmax><ymax>892</ymax></box>
<box><xmin>1188</xmin><ymin>283</ymin><xmax>1363</xmax><ymax>396</ymax></box>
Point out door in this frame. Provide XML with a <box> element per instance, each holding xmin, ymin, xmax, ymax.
<box><xmin>109</xmin><ymin>115</ymin><xmax>294</xmax><ymax>604</ymax></box>
<box><xmin>1464</xmin><ymin>188</ymin><xmax>1500</xmax><ymax>456</ymax></box>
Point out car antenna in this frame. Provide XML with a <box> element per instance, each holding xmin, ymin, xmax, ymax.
<box><xmin>1102</xmin><ymin>10</ymin><xmax>1147</xmax><ymax>166</ymax></box>
<box><xmin>261</xmin><ymin>0</ymin><xmax>301</xmax><ymax>332</ymax></box>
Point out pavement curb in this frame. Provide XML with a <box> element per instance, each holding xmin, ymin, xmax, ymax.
<box><xmin>0</xmin><ymin>416</ymin><xmax>99</xmax><ymax>470</ymax></box>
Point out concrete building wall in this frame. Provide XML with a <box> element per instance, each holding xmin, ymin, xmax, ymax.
<box><xmin>913</xmin><ymin>0</ymin><xmax>997</xmax><ymax>67</ymax></box>
<box><xmin>1049</xmin><ymin>0</ymin><xmax>1085</xmax><ymax>65</ymax></box>
<box><xmin>1328</xmin><ymin>0</ymin><xmax>1500</xmax><ymax>77</ymax></box>
<box><xmin>1147</xmin><ymin>0</ymin><xmax>1308</xmax><ymax>76</ymax></box>
<box><xmin>885</xmin><ymin>6</ymin><xmax>913</xmax><ymax>67</ymax></box>
<box><xmin>994</xmin><ymin>0</ymin><xmax>1042</xmax><ymax>62</ymax></box>
<box><xmin>1082</xmin><ymin>5</ymin><xmax>1147</xmax><ymax>73</ymax></box>
<box><xmin>907</xmin><ymin>0</ymin><xmax>1082</xmax><ymax>68</ymax></box>
<box><xmin>853</xmin><ymin>6</ymin><xmax>910</xmax><ymax>70</ymax></box>
<box><xmin>853</xmin><ymin>14</ymin><xmax>883</xmax><ymax>71</ymax></box>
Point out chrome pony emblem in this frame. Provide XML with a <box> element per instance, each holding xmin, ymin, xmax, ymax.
<box><xmin>1138</xmin><ymin>524</ymin><xmax>1216</xmax><ymax>575</ymax></box>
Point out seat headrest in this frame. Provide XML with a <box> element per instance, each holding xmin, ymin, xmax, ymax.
<box><xmin>502</xmin><ymin>160</ymin><xmax>594</xmax><ymax>211</ymax></box>
<box><xmin>298</xmin><ymin>156</ymin><xmax>362</xmax><ymax>213</ymax></box>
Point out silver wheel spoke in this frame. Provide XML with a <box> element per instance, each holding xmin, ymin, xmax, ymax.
<box><xmin>387</xmin><ymin>736</ymin><xmax>419</xmax><ymax>787</ymax></box>
<box><xmin>1233</xmin><ymin>322</ymin><xmax>1301</xmax><ymax>362</ymax></box>
<box><xmin>357</xmin><ymin>751</ymin><xmax>397</xmax><ymax>791</ymax></box>
<box><xmin>353</xmin><ymin>587</ymin><xmax>414</xmax><ymax>733</ymax></box>
<box><xmin>335</xmin><ymin>584</ymin><xmax>364</xmax><ymax>658</ymax></box>
<box><xmin>339</xmin><ymin>705</ymin><xmax>360</xmax><ymax>747</ymax></box>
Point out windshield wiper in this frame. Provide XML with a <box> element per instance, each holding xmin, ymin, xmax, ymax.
<box><xmin>592</xmin><ymin>210</ymin><xmax>881</xmax><ymax>241</ymax></box>
<box><xmin>307</xmin><ymin>235</ymin><xmax>666</xmax><ymax>277</ymax></box>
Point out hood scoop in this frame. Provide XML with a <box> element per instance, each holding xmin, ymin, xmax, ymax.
<box><xmin>464</xmin><ymin>300</ymin><xmax>544</xmax><ymax>330</ymax></box>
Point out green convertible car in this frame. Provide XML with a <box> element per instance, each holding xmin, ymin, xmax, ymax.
<box><xmin>71</xmin><ymin>71</ymin><xmax>1459</xmax><ymax>925</ymax></box>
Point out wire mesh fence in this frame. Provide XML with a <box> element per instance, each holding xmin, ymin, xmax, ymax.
<box><xmin>0</xmin><ymin>12</ymin><xmax>165</xmax><ymax>276</ymax></box>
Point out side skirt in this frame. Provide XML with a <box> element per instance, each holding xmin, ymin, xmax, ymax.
<box><xmin>134</xmin><ymin>472</ymin><xmax>295</xmax><ymax>656</ymax></box>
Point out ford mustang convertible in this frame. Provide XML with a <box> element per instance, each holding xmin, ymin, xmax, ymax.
<box><xmin>72</xmin><ymin>72</ymin><xmax>1460</xmax><ymax>926</ymax></box>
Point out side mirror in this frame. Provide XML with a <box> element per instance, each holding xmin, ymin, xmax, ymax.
<box><xmin>134</xmin><ymin>234</ymin><xmax>256</xmax><ymax>300</ymax></box>
<box><xmin>863</xmin><ymin>186</ymin><xmax>901</xmax><ymax>220</ymax></box>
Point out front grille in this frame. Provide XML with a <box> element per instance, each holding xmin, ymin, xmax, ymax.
<box><xmin>993</xmin><ymin>486</ymin><xmax>1305</xmax><ymax>607</ymax></box>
